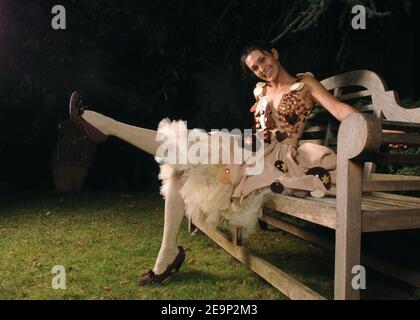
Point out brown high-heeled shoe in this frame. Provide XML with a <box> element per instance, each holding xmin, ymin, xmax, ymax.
<box><xmin>138</xmin><ymin>246</ymin><xmax>185</xmax><ymax>285</ymax></box>
<box><xmin>69</xmin><ymin>91</ymin><xmax>108</xmax><ymax>144</ymax></box>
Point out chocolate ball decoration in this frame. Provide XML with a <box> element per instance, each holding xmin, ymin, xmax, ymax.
<box><xmin>275</xmin><ymin>130</ymin><xmax>288</xmax><ymax>142</ymax></box>
<box><xmin>270</xmin><ymin>181</ymin><xmax>285</xmax><ymax>194</ymax></box>
<box><xmin>285</xmin><ymin>113</ymin><xmax>299</xmax><ymax>125</ymax></box>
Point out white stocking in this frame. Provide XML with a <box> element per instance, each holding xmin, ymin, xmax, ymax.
<box><xmin>82</xmin><ymin>110</ymin><xmax>159</xmax><ymax>156</ymax></box>
<box><xmin>153</xmin><ymin>172</ymin><xmax>185</xmax><ymax>275</ymax></box>
<box><xmin>80</xmin><ymin>110</ymin><xmax>186</xmax><ymax>274</ymax></box>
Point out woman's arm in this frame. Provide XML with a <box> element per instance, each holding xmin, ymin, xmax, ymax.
<box><xmin>303</xmin><ymin>77</ymin><xmax>407</xmax><ymax>148</ymax></box>
<box><xmin>303</xmin><ymin>76</ymin><xmax>359</xmax><ymax>121</ymax></box>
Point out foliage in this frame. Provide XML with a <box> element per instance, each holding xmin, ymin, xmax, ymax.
<box><xmin>377</xmin><ymin>99</ymin><xmax>420</xmax><ymax>178</ymax></box>
<box><xmin>0</xmin><ymin>0</ymin><xmax>418</xmax><ymax>189</ymax></box>
<box><xmin>269</xmin><ymin>0</ymin><xmax>413</xmax><ymax>65</ymax></box>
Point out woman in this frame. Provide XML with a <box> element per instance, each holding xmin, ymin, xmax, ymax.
<box><xmin>69</xmin><ymin>41</ymin><xmax>359</xmax><ymax>285</ymax></box>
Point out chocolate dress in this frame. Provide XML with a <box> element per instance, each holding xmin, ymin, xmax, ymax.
<box><xmin>156</xmin><ymin>73</ymin><xmax>337</xmax><ymax>238</ymax></box>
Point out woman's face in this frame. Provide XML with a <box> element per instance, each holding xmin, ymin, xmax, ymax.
<box><xmin>244</xmin><ymin>49</ymin><xmax>280</xmax><ymax>82</ymax></box>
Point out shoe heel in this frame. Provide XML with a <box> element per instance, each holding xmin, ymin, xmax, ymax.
<box><xmin>174</xmin><ymin>246</ymin><xmax>185</xmax><ymax>272</ymax></box>
<box><xmin>174</xmin><ymin>256</ymin><xmax>184</xmax><ymax>272</ymax></box>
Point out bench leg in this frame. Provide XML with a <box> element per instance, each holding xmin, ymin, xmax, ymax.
<box><xmin>335</xmin><ymin>159</ymin><xmax>362</xmax><ymax>300</ymax></box>
<box><xmin>232</xmin><ymin>227</ymin><xmax>243</xmax><ymax>246</ymax></box>
<box><xmin>188</xmin><ymin>216</ymin><xmax>198</xmax><ymax>234</ymax></box>
<box><xmin>258</xmin><ymin>219</ymin><xmax>269</xmax><ymax>231</ymax></box>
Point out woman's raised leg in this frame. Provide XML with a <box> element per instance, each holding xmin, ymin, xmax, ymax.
<box><xmin>70</xmin><ymin>92</ymin><xmax>189</xmax><ymax>284</ymax></box>
<box><xmin>69</xmin><ymin>91</ymin><xmax>159</xmax><ymax>156</ymax></box>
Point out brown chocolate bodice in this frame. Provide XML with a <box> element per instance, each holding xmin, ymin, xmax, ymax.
<box><xmin>251</xmin><ymin>72</ymin><xmax>315</xmax><ymax>146</ymax></box>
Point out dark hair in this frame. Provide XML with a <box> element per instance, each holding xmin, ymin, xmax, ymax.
<box><xmin>240</xmin><ymin>40</ymin><xmax>276</xmax><ymax>74</ymax></box>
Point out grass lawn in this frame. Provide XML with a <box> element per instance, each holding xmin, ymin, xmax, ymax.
<box><xmin>0</xmin><ymin>189</ymin><xmax>419</xmax><ymax>300</ymax></box>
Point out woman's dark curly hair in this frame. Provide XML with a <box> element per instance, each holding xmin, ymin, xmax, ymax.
<box><xmin>240</xmin><ymin>40</ymin><xmax>278</xmax><ymax>74</ymax></box>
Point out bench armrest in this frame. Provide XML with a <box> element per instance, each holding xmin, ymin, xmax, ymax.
<box><xmin>337</xmin><ymin>113</ymin><xmax>420</xmax><ymax>193</ymax></box>
<box><xmin>337</xmin><ymin>113</ymin><xmax>382</xmax><ymax>162</ymax></box>
<box><xmin>338</xmin><ymin>114</ymin><xmax>420</xmax><ymax>165</ymax></box>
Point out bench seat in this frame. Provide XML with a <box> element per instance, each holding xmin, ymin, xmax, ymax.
<box><xmin>264</xmin><ymin>192</ymin><xmax>420</xmax><ymax>232</ymax></box>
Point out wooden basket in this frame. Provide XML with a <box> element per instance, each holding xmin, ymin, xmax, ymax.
<box><xmin>52</xmin><ymin>120</ymin><xmax>96</xmax><ymax>192</ymax></box>
<box><xmin>52</xmin><ymin>161</ymin><xmax>91</xmax><ymax>192</ymax></box>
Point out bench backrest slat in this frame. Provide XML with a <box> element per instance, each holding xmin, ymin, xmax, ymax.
<box><xmin>301</xmin><ymin>70</ymin><xmax>420</xmax><ymax>149</ymax></box>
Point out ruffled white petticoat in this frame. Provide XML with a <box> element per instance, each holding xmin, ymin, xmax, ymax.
<box><xmin>155</xmin><ymin>118</ymin><xmax>272</xmax><ymax>239</ymax></box>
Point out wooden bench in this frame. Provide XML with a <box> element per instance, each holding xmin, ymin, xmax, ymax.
<box><xmin>189</xmin><ymin>70</ymin><xmax>420</xmax><ymax>300</ymax></box>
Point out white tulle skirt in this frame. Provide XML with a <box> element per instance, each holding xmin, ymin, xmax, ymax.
<box><xmin>155</xmin><ymin>118</ymin><xmax>272</xmax><ymax>239</ymax></box>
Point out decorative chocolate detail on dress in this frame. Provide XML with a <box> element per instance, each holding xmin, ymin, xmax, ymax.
<box><xmin>254</xmin><ymin>97</ymin><xmax>276</xmax><ymax>144</ymax></box>
<box><xmin>306</xmin><ymin>167</ymin><xmax>332</xmax><ymax>190</ymax></box>
<box><xmin>275</xmin><ymin>130</ymin><xmax>288</xmax><ymax>142</ymax></box>
<box><xmin>253</xmin><ymin>83</ymin><xmax>277</xmax><ymax>144</ymax></box>
<box><xmin>263</xmin><ymin>115</ymin><xmax>276</xmax><ymax>143</ymax></box>
<box><xmin>218</xmin><ymin>167</ymin><xmax>232</xmax><ymax>185</ymax></box>
<box><xmin>285</xmin><ymin>113</ymin><xmax>299</xmax><ymax>125</ymax></box>
<box><xmin>273</xmin><ymin>74</ymin><xmax>315</xmax><ymax>141</ymax></box>
<box><xmin>253</xmin><ymin>82</ymin><xmax>267</xmax><ymax>101</ymax></box>
<box><xmin>290</xmin><ymin>82</ymin><xmax>305</xmax><ymax>92</ymax></box>
<box><xmin>274</xmin><ymin>160</ymin><xmax>288</xmax><ymax>173</ymax></box>
<box><xmin>277</xmin><ymin>87</ymin><xmax>311</xmax><ymax>139</ymax></box>
<box><xmin>252</xmin><ymin>73</ymin><xmax>315</xmax><ymax>144</ymax></box>
<box><xmin>270</xmin><ymin>181</ymin><xmax>284</xmax><ymax>194</ymax></box>
<box><xmin>296</xmin><ymin>72</ymin><xmax>315</xmax><ymax>78</ymax></box>
<box><xmin>242</xmin><ymin>132</ymin><xmax>262</xmax><ymax>153</ymax></box>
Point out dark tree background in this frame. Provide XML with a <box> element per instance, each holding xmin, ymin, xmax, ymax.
<box><xmin>0</xmin><ymin>0</ymin><xmax>418</xmax><ymax>191</ymax></box>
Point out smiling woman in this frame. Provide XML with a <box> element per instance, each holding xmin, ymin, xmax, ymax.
<box><xmin>240</xmin><ymin>43</ymin><xmax>278</xmax><ymax>81</ymax></box>
<box><xmin>68</xmin><ymin>39</ymin><xmax>361</xmax><ymax>286</ymax></box>
<box><xmin>241</xmin><ymin>41</ymin><xmax>358</xmax><ymax>121</ymax></box>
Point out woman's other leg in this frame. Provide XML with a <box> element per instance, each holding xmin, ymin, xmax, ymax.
<box><xmin>153</xmin><ymin>172</ymin><xmax>185</xmax><ymax>275</ymax></box>
<box><xmin>138</xmin><ymin>171</ymin><xmax>186</xmax><ymax>285</ymax></box>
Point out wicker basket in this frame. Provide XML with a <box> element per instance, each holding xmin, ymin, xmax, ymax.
<box><xmin>52</xmin><ymin>120</ymin><xmax>96</xmax><ymax>192</ymax></box>
<box><xmin>52</xmin><ymin>161</ymin><xmax>91</xmax><ymax>192</ymax></box>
